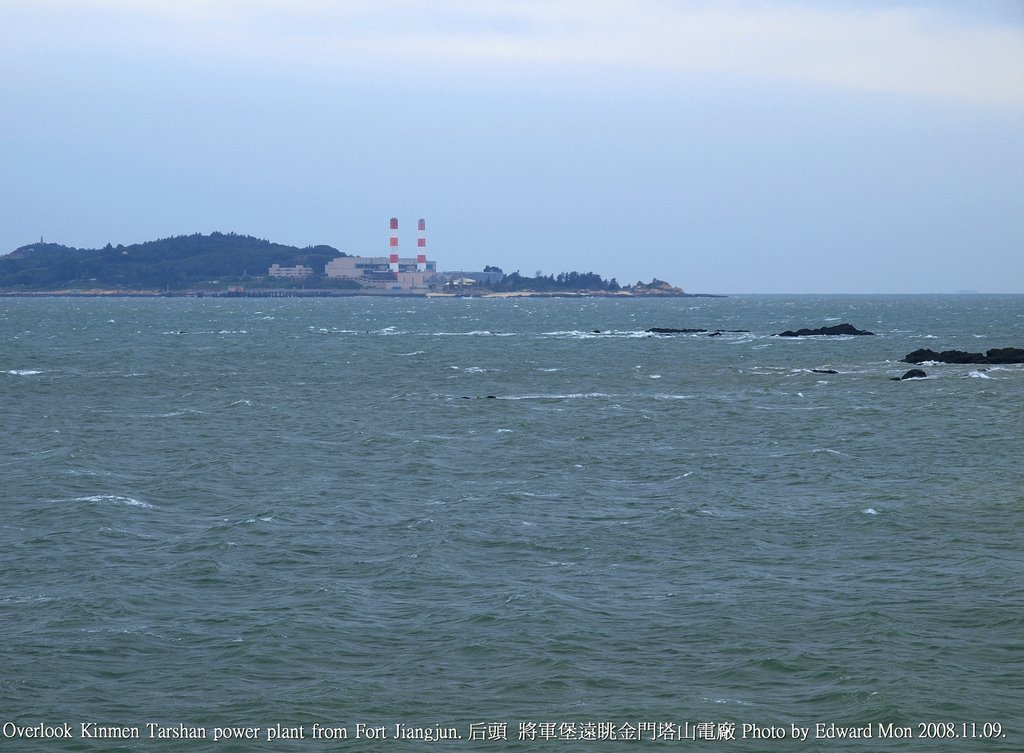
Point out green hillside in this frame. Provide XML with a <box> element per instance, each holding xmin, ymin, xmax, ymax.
<box><xmin>0</xmin><ymin>232</ymin><xmax>347</xmax><ymax>290</ymax></box>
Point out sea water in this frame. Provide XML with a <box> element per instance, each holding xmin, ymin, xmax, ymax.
<box><xmin>1</xmin><ymin>295</ymin><xmax>1022</xmax><ymax>752</ymax></box>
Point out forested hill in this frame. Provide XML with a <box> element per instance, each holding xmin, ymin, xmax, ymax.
<box><xmin>0</xmin><ymin>232</ymin><xmax>346</xmax><ymax>290</ymax></box>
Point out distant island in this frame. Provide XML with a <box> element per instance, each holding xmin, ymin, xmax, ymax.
<box><xmin>0</xmin><ymin>232</ymin><xmax>709</xmax><ymax>297</ymax></box>
<box><xmin>0</xmin><ymin>233</ymin><xmax>349</xmax><ymax>292</ymax></box>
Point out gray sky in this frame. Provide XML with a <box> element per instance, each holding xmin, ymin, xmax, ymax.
<box><xmin>2</xmin><ymin>0</ymin><xmax>1022</xmax><ymax>293</ymax></box>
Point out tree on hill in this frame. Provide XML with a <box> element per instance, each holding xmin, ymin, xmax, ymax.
<box><xmin>489</xmin><ymin>270</ymin><xmax>621</xmax><ymax>292</ymax></box>
<box><xmin>0</xmin><ymin>233</ymin><xmax>348</xmax><ymax>290</ymax></box>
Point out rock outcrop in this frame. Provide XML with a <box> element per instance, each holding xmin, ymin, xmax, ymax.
<box><xmin>891</xmin><ymin>369</ymin><xmax>927</xmax><ymax>381</ymax></box>
<box><xmin>777</xmin><ymin>323</ymin><xmax>875</xmax><ymax>337</ymax></box>
<box><xmin>646</xmin><ymin>328</ymin><xmax>750</xmax><ymax>335</ymax></box>
<box><xmin>631</xmin><ymin>279</ymin><xmax>686</xmax><ymax>296</ymax></box>
<box><xmin>902</xmin><ymin>348</ymin><xmax>1024</xmax><ymax>365</ymax></box>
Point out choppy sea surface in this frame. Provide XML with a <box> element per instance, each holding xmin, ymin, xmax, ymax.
<box><xmin>2</xmin><ymin>294</ymin><xmax>1022</xmax><ymax>752</ymax></box>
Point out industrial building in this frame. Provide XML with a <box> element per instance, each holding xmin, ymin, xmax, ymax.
<box><xmin>324</xmin><ymin>218</ymin><xmax>441</xmax><ymax>290</ymax></box>
<box><xmin>440</xmin><ymin>269</ymin><xmax>505</xmax><ymax>286</ymax></box>
<box><xmin>323</xmin><ymin>255</ymin><xmax>438</xmax><ymax>288</ymax></box>
<box><xmin>266</xmin><ymin>218</ymin><xmax>502</xmax><ymax>291</ymax></box>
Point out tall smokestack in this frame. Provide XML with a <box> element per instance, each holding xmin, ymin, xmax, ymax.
<box><xmin>389</xmin><ymin>217</ymin><xmax>399</xmax><ymax>274</ymax></box>
<box><xmin>417</xmin><ymin>218</ymin><xmax>426</xmax><ymax>271</ymax></box>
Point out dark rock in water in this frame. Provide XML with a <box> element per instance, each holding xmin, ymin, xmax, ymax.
<box><xmin>987</xmin><ymin>348</ymin><xmax>1024</xmax><ymax>364</ymax></box>
<box><xmin>647</xmin><ymin>327</ymin><xmax>749</xmax><ymax>335</ymax></box>
<box><xmin>891</xmin><ymin>368</ymin><xmax>927</xmax><ymax>381</ymax></box>
<box><xmin>902</xmin><ymin>347</ymin><xmax>1024</xmax><ymax>365</ymax></box>
<box><xmin>986</xmin><ymin>347</ymin><xmax>1024</xmax><ymax>363</ymax></box>
<box><xmin>592</xmin><ymin>330</ymin><xmax>602</xmax><ymax>334</ymax></box>
<box><xmin>902</xmin><ymin>348</ymin><xmax>982</xmax><ymax>364</ymax></box>
<box><xmin>777</xmin><ymin>323</ymin><xmax>875</xmax><ymax>337</ymax></box>
<box><xmin>486</xmin><ymin>395</ymin><xmax>497</xmax><ymax>399</ymax></box>
<box><xmin>647</xmin><ymin>327</ymin><xmax>753</xmax><ymax>336</ymax></box>
<box><xmin>811</xmin><ymin>369</ymin><xmax>839</xmax><ymax>374</ymax></box>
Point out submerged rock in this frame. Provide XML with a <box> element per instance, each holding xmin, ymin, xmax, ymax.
<box><xmin>902</xmin><ymin>347</ymin><xmax>1024</xmax><ymax>365</ymax></box>
<box><xmin>646</xmin><ymin>327</ymin><xmax>750</xmax><ymax>335</ymax></box>
<box><xmin>891</xmin><ymin>369</ymin><xmax>927</xmax><ymax>381</ymax></box>
<box><xmin>777</xmin><ymin>323</ymin><xmax>875</xmax><ymax>337</ymax></box>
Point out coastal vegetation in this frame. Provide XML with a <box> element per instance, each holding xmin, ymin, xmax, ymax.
<box><xmin>0</xmin><ymin>232</ymin><xmax>348</xmax><ymax>291</ymax></box>
<box><xmin>486</xmin><ymin>269</ymin><xmax>621</xmax><ymax>292</ymax></box>
<box><xmin>480</xmin><ymin>268</ymin><xmax>685</xmax><ymax>295</ymax></box>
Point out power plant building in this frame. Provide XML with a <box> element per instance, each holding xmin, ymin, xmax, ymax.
<box><xmin>324</xmin><ymin>255</ymin><xmax>438</xmax><ymax>289</ymax></box>
<box><xmin>267</xmin><ymin>218</ymin><xmax>501</xmax><ymax>291</ymax></box>
<box><xmin>323</xmin><ymin>217</ymin><xmax>442</xmax><ymax>290</ymax></box>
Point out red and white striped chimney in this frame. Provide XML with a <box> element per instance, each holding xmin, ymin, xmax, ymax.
<box><xmin>389</xmin><ymin>217</ymin><xmax>399</xmax><ymax>274</ymax></box>
<box><xmin>416</xmin><ymin>218</ymin><xmax>427</xmax><ymax>271</ymax></box>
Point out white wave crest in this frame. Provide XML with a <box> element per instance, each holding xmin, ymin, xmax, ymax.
<box><xmin>72</xmin><ymin>494</ymin><xmax>153</xmax><ymax>509</ymax></box>
<box><xmin>500</xmin><ymin>392</ymin><xmax>611</xmax><ymax>400</ymax></box>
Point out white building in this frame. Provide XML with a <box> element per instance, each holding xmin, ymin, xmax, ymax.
<box><xmin>268</xmin><ymin>264</ymin><xmax>313</xmax><ymax>279</ymax></box>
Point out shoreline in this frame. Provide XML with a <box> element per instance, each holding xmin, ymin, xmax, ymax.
<box><xmin>0</xmin><ymin>288</ymin><xmax>726</xmax><ymax>299</ymax></box>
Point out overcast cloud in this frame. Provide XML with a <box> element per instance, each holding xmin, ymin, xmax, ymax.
<box><xmin>2</xmin><ymin>0</ymin><xmax>1021</xmax><ymax>292</ymax></box>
